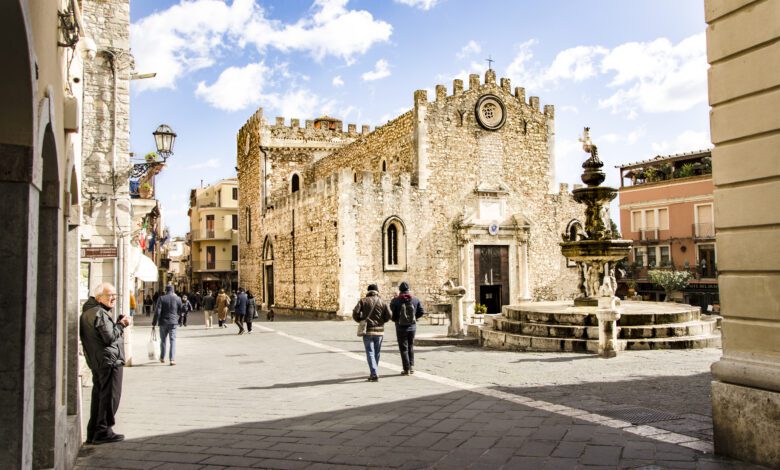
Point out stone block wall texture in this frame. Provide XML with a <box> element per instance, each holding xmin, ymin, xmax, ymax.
<box><xmin>706</xmin><ymin>0</ymin><xmax>780</xmax><ymax>467</ymax></box>
<box><xmin>238</xmin><ymin>70</ymin><xmax>581</xmax><ymax>316</ymax></box>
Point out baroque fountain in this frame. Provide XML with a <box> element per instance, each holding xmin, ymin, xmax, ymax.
<box><xmin>477</xmin><ymin>128</ymin><xmax>721</xmax><ymax>357</ymax></box>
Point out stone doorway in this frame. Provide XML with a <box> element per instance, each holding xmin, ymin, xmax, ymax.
<box><xmin>474</xmin><ymin>245</ymin><xmax>509</xmax><ymax>313</ymax></box>
<box><xmin>265</xmin><ymin>265</ymin><xmax>274</xmax><ymax>306</ymax></box>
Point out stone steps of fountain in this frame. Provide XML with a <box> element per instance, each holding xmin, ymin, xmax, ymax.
<box><xmin>479</xmin><ymin>302</ymin><xmax>721</xmax><ymax>353</ymax></box>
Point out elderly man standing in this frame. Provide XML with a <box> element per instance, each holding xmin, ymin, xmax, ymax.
<box><xmin>80</xmin><ymin>282</ymin><xmax>130</xmax><ymax>444</ymax></box>
<box><xmin>153</xmin><ymin>285</ymin><xmax>182</xmax><ymax>365</ymax></box>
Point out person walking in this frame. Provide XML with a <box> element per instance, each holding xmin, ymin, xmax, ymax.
<box><xmin>179</xmin><ymin>294</ymin><xmax>193</xmax><ymax>327</ymax></box>
<box><xmin>153</xmin><ymin>285</ymin><xmax>182</xmax><ymax>365</ymax></box>
<box><xmin>390</xmin><ymin>281</ymin><xmax>426</xmax><ymax>376</ymax></box>
<box><xmin>129</xmin><ymin>290</ymin><xmax>137</xmax><ymax>317</ymax></box>
<box><xmin>352</xmin><ymin>284</ymin><xmax>392</xmax><ymax>382</ymax></box>
<box><xmin>80</xmin><ymin>282</ymin><xmax>129</xmax><ymax>444</ymax></box>
<box><xmin>216</xmin><ymin>289</ymin><xmax>230</xmax><ymax>328</ymax></box>
<box><xmin>246</xmin><ymin>291</ymin><xmax>257</xmax><ymax>334</ymax></box>
<box><xmin>234</xmin><ymin>287</ymin><xmax>248</xmax><ymax>334</ymax></box>
<box><xmin>202</xmin><ymin>290</ymin><xmax>215</xmax><ymax>329</ymax></box>
<box><xmin>229</xmin><ymin>291</ymin><xmax>237</xmax><ymax>324</ymax></box>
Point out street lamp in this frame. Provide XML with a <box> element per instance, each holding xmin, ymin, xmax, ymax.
<box><xmin>131</xmin><ymin>124</ymin><xmax>177</xmax><ymax>179</ymax></box>
<box><xmin>152</xmin><ymin>124</ymin><xmax>176</xmax><ymax>161</ymax></box>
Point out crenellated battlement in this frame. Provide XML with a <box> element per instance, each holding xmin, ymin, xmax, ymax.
<box><xmin>419</xmin><ymin>69</ymin><xmax>554</xmax><ymax>119</ymax></box>
<box><xmin>270</xmin><ymin>115</ymin><xmax>373</xmax><ymax>135</ymax></box>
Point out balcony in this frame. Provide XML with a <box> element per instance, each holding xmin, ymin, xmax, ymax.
<box><xmin>191</xmin><ymin>260</ymin><xmax>237</xmax><ymax>272</ymax></box>
<box><xmin>625</xmin><ymin>264</ymin><xmax>718</xmax><ymax>281</ymax></box>
<box><xmin>191</xmin><ymin>229</ymin><xmax>233</xmax><ymax>241</ymax></box>
<box><xmin>639</xmin><ymin>227</ymin><xmax>659</xmax><ymax>242</ymax></box>
<box><xmin>693</xmin><ymin>222</ymin><xmax>715</xmax><ymax>239</ymax></box>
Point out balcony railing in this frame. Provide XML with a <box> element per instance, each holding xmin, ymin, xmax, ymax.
<box><xmin>693</xmin><ymin>222</ymin><xmax>715</xmax><ymax>239</ymax></box>
<box><xmin>639</xmin><ymin>227</ymin><xmax>659</xmax><ymax>241</ymax></box>
<box><xmin>625</xmin><ymin>264</ymin><xmax>718</xmax><ymax>281</ymax></box>
<box><xmin>191</xmin><ymin>260</ymin><xmax>237</xmax><ymax>272</ymax></box>
<box><xmin>192</xmin><ymin>229</ymin><xmax>233</xmax><ymax>241</ymax></box>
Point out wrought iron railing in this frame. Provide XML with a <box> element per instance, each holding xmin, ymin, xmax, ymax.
<box><xmin>693</xmin><ymin>222</ymin><xmax>715</xmax><ymax>239</ymax></box>
<box><xmin>191</xmin><ymin>260</ymin><xmax>236</xmax><ymax>272</ymax></box>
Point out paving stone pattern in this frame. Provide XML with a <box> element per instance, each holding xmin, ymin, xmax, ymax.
<box><xmin>75</xmin><ymin>314</ymin><xmax>767</xmax><ymax>469</ymax></box>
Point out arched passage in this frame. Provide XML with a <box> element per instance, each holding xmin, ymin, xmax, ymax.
<box><xmin>0</xmin><ymin>2</ymin><xmax>37</xmax><ymax>468</ymax></box>
<box><xmin>33</xmin><ymin>123</ymin><xmax>62</xmax><ymax>469</ymax></box>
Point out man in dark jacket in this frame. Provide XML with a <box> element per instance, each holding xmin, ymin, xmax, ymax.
<box><xmin>390</xmin><ymin>281</ymin><xmax>425</xmax><ymax>375</ymax></box>
<box><xmin>153</xmin><ymin>285</ymin><xmax>182</xmax><ymax>365</ymax></box>
<box><xmin>202</xmin><ymin>290</ymin><xmax>215</xmax><ymax>329</ymax></box>
<box><xmin>234</xmin><ymin>287</ymin><xmax>248</xmax><ymax>334</ymax></box>
<box><xmin>80</xmin><ymin>282</ymin><xmax>130</xmax><ymax>444</ymax></box>
<box><xmin>353</xmin><ymin>284</ymin><xmax>392</xmax><ymax>382</ymax></box>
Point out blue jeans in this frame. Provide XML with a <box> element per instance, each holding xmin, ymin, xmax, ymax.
<box><xmin>362</xmin><ymin>335</ymin><xmax>383</xmax><ymax>377</ymax></box>
<box><xmin>159</xmin><ymin>324</ymin><xmax>177</xmax><ymax>361</ymax></box>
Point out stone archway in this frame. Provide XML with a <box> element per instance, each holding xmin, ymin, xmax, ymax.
<box><xmin>0</xmin><ymin>2</ymin><xmax>37</xmax><ymax>468</ymax></box>
<box><xmin>33</xmin><ymin>122</ymin><xmax>62</xmax><ymax>469</ymax></box>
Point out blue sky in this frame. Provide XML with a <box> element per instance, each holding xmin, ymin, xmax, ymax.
<box><xmin>129</xmin><ymin>0</ymin><xmax>710</xmax><ymax>236</ymax></box>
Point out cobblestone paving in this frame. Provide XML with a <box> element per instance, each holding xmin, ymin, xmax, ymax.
<box><xmin>75</xmin><ymin>314</ymin><xmax>765</xmax><ymax>469</ymax></box>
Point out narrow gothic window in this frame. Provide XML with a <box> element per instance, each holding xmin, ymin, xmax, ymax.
<box><xmin>381</xmin><ymin>160</ymin><xmax>387</xmax><ymax>172</ymax></box>
<box><xmin>291</xmin><ymin>173</ymin><xmax>300</xmax><ymax>193</ymax></box>
<box><xmin>387</xmin><ymin>225</ymin><xmax>398</xmax><ymax>265</ymax></box>
<box><xmin>382</xmin><ymin>216</ymin><xmax>406</xmax><ymax>272</ymax></box>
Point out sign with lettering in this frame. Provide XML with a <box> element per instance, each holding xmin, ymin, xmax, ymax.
<box><xmin>82</xmin><ymin>246</ymin><xmax>118</xmax><ymax>258</ymax></box>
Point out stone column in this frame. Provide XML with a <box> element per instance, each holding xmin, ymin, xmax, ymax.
<box><xmin>446</xmin><ymin>285</ymin><xmax>467</xmax><ymax>337</ymax></box>
<box><xmin>520</xmin><ymin>239</ymin><xmax>531</xmax><ymax>300</ymax></box>
<box><xmin>706</xmin><ymin>1</ymin><xmax>780</xmax><ymax>467</ymax></box>
<box><xmin>595</xmin><ymin>296</ymin><xmax>621</xmax><ymax>359</ymax></box>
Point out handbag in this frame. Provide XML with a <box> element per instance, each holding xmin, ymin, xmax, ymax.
<box><xmin>357</xmin><ymin>319</ymin><xmax>368</xmax><ymax>337</ymax></box>
<box><xmin>147</xmin><ymin>328</ymin><xmax>160</xmax><ymax>360</ymax></box>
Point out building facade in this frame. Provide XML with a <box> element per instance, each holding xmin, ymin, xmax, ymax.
<box><xmin>617</xmin><ymin>150</ymin><xmax>718</xmax><ymax>309</ymax></box>
<box><xmin>238</xmin><ymin>70</ymin><xmax>582</xmax><ymax>318</ymax></box>
<box><xmin>705</xmin><ymin>0</ymin><xmax>780</xmax><ymax>466</ymax></box>
<box><xmin>188</xmin><ymin>178</ymin><xmax>239</xmax><ymax>293</ymax></box>
<box><xmin>1</xmin><ymin>1</ymin><xmax>90</xmax><ymax>467</ymax></box>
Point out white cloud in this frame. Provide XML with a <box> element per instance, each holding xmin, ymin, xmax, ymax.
<box><xmin>195</xmin><ymin>62</ymin><xmax>270</xmax><ymax>111</ymax></box>
<box><xmin>131</xmin><ymin>0</ymin><xmax>392</xmax><ymax>91</ymax></box>
<box><xmin>187</xmin><ymin>158</ymin><xmax>221</xmax><ymax>170</ymax></box>
<box><xmin>263</xmin><ymin>89</ymin><xmax>337</xmax><ymax>120</ymax></box>
<box><xmin>504</xmin><ymin>34</ymin><xmax>707</xmax><ymax>117</ymax></box>
<box><xmin>332</xmin><ymin>75</ymin><xmax>344</xmax><ymax>87</ymax></box>
<box><xmin>599</xmin><ymin>34</ymin><xmax>708</xmax><ymax>116</ymax></box>
<box><xmin>651</xmin><ymin>130</ymin><xmax>711</xmax><ymax>155</ymax></box>
<box><xmin>362</xmin><ymin>59</ymin><xmax>391</xmax><ymax>81</ymax></box>
<box><xmin>457</xmin><ymin>40</ymin><xmax>481</xmax><ymax>60</ymax></box>
<box><xmin>559</xmin><ymin>105</ymin><xmax>579</xmax><ymax>114</ymax></box>
<box><xmin>394</xmin><ymin>0</ymin><xmax>440</xmax><ymax>10</ymax></box>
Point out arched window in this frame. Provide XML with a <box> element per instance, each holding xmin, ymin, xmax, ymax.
<box><xmin>387</xmin><ymin>225</ymin><xmax>398</xmax><ymax>265</ymax></box>
<box><xmin>262</xmin><ymin>236</ymin><xmax>274</xmax><ymax>261</ymax></box>
<box><xmin>291</xmin><ymin>173</ymin><xmax>300</xmax><ymax>193</ymax></box>
<box><xmin>353</xmin><ymin>171</ymin><xmax>358</xmax><ymax>183</ymax></box>
<box><xmin>382</xmin><ymin>216</ymin><xmax>407</xmax><ymax>271</ymax></box>
<box><xmin>381</xmin><ymin>159</ymin><xmax>387</xmax><ymax>172</ymax></box>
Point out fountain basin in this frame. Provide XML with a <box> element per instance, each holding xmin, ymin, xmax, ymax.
<box><xmin>478</xmin><ymin>301</ymin><xmax>721</xmax><ymax>353</ymax></box>
<box><xmin>560</xmin><ymin>239</ymin><xmax>632</xmax><ymax>262</ymax></box>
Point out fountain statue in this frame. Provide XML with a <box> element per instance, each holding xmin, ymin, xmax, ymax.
<box><xmin>561</xmin><ymin>128</ymin><xmax>632</xmax><ymax>308</ymax></box>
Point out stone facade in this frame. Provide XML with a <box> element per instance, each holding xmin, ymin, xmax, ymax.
<box><xmin>706</xmin><ymin>0</ymin><xmax>780</xmax><ymax>467</ymax></box>
<box><xmin>238</xmin><ymin>70</ymin><xmax>582</xmax><ymax>318</ymax></box>
<box><xmin>80</xmin><ymin>0</ymin><xmax>133</xmax><ymax>315</ymax></box>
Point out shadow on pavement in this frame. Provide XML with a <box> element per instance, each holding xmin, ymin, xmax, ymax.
<box><xmin>239</xmin><ymin>376</ymin><xmax>370</xmax><ymax>390</ymax></box>
<box><xmin>74</xmin><ymin>384</ymin><xmax>757</xmax><ymax>470</ymax></box>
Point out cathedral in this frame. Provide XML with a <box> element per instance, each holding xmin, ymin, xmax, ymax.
<box><xmin>237</xmin><ymin>69</ymin><xmax>582</xmax><ymax>318</ymax></box>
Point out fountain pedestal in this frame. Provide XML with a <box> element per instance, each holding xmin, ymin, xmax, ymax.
<box><xmin>596</xmin><ymin>296</ymin><xmax>621</xmax><ymax>358</ymax></box>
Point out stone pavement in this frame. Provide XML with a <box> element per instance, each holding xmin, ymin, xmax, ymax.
<box><xmin>74</xmin><ymin>313</ymin><xmax>765</xmax><ymax>469</ymax></box>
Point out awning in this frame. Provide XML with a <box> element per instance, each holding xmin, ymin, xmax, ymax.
<box><xmin>130</xmin><ymin>247</ymin><xmax>159</xmax><ymax>282</ymax></box>
<box><xmin>200</xmin><ymin>274</ymin><xmax>220</xmax><ymax>282</ymax></box>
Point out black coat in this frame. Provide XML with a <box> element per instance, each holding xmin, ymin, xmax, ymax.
<box><xmin>79</xmin><ymin>297</ymin><xmax>125</xmax><ymax>370</ymax></box>
<box><xmin>154</xmin><ymin>292</ymin><xmax>182</xmax><ymax>326</ymax></box>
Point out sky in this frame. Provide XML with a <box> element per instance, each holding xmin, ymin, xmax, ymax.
<box><xmin>129</xmin><ymin>0</ymin><xmax>711</xmax><ymax>236</ymax></box>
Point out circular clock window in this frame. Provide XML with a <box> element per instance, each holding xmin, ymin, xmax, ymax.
<box><xmin>475</xmin><ymin>94</ymin><xmax>506</xmax><ymax>131</ymax></box>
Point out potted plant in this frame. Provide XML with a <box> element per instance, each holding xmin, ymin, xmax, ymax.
<box><xmin>144</xmin><ymin>151</ymin><xmax>158</xmax><ymax>163</ymax></box>
<box><xmin>626</xmin><ymin>279</ymin><xmax>638</xmax><ymax>297</ymax></box>
<box><xmin>139</xmin><ymin>182</ymin><xmax>153</xmax><ymax>198</ymax></box>
<box><xmin>648</xmin><ymin>269</ymin><xmax>692</xmax><ymax>302</ymax></box>
<box><xmin>473</xmin><ymin>303</ymin><xmax>487</xmax><ymax>324</ymax></box>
